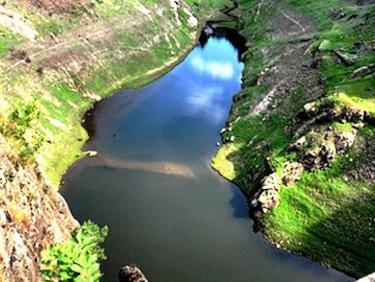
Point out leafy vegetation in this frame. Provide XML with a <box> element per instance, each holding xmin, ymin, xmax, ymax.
<box><xmin>0</xmin><ymin>99</ymin><xmax>45</xmax><ymax>162</ymax></box>
<box><xmin>41</xmin><ymin>221</ymin><xmax>108</xmax><ymax>282</ymax></box>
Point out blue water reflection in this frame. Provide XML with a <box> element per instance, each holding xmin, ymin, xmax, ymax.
<box><xmin>62</xmin><ymin>31</ymin><xmax>349</xmax><ymax>282</ymax></box>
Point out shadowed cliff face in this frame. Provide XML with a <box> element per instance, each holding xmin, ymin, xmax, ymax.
<box><xmin>0</xmin><ymin>134</ymin><xmax>78</xmax><ymax>281</ymax></box>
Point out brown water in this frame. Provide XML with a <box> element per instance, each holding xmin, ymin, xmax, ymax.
<box><xmin>62</xmin><ymin>29</ymin><xmax>351</xmax><ymax>282</ymax></box>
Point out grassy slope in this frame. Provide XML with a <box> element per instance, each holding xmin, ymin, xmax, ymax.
<box><xmin>0</xmin><ymin>1</ymin><xmax>231</xmax><ymax>280</ymax></box>
<box><xmin>0</xmin><ymin>0</ymin><xmax>200</xmax><ymax>187</ymax></box>
<box><xmin>213</xmin><ymin>0</ymin><xmax>375</xmax><ymax>277</ymax></box>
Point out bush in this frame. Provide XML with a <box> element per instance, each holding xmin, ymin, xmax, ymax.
<box><xmin>41</xmin><ymin>221</ymin><xmax>108</xmax><ymax>282</ymax></box>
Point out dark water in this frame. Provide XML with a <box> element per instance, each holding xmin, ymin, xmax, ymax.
<box><xmin>62</xmin><ymin>30</ymin><xmax>350</xmax><ymax>282</ymax></box>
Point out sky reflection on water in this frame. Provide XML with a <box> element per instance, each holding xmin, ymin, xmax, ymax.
<box><xmin>62</xmin><ymin>31</ymin><xmax>349</xmax><ymax>282</ymax></box>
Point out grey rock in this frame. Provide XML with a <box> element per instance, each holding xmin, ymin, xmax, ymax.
<box><xmin>119</xmin><ymin>265</ymin><xmax>148</xmax><ymax>282</ymax></box>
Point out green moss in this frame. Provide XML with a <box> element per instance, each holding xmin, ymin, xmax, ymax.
<box><xmin>262</xmin><ymin>128</ymin><xmax>375</xmax><ymax>277</ymax></box>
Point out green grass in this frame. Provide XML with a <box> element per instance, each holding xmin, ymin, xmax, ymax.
<box><xmin>262</xmin><ymin>127</ymin><xmax>375</xmax><ymax>277</ymax></box>
<box><xmin>0</xmin><ymin>28</ymin><xmax>24</xmax><ymax>57</ymax></box>
<box><xmin>212</xmin><ymin>0</ymin><xmax>375</xmax><ymax>277</ymax></box>
<box><xmin>0</xmin><ymin>0</ymin><xmax>202</xmax><ymax>187</ymax></box>
<box><xmin>93</xmin><ymin>0</ymin><xmax>134</xmax><ymax>19</ymax></box>
<box><xmin>0</xmin><ymin>2</ymin><xmax>228</xmax><ymax>280</ymax></box>
<box><xmin>42</xmin><ymin>27</ymin><xmax>195</xmax><ymax>186</ymax></box>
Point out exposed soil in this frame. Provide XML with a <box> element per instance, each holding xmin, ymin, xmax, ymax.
<box><xmin>0</xmin><ymin>5</ymin><xmax>37</xmax><ymax>41</ymax></box>
<box><xmin>1</xmin><ymin>2</ymin><xmax>186</xmax><ymax>85</ymax></box>
<box><xmin>26</xmin><ymin>0</ymin><xmax>89</xmax><ymax>12</ymax></box>
<box><xmin>347</xmin><ymin>133</ymin><xmax>375</xmax><ymax>183</ymax></box>
<box><xmin>249</xmin><ymin>3</ymin><xmax>322</xmax><ymax>117</ymax></box>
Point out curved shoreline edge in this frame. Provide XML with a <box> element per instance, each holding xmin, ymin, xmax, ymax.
<box><xmin>0</xmin><ymin>1</ymin><xmax>224</xmax><ymax>280</ymax></box>
<box><xmin>0</xmin><ymin>0</ymin><xmax>373</xmax><ymax>280</ymax></box>
<box><xmin>212</xmin><ymin>0</ymin><xmax>375</xmax><ymax>279</ymax></box>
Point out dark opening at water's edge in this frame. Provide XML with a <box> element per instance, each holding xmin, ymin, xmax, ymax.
<box><xmin>61</xmin><ymin>29</ymin><xmax>350</xmax><ymax>282</ymax></box>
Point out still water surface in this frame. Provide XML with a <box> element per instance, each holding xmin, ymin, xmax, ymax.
<box><xmin>62</xmin><ymin>30</ymin><xmax>350</xmax><ymax>282</ymax></box>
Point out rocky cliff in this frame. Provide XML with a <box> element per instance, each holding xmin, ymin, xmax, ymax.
<box><xmin>0</xmin><ymin>133</ymin><xmax>77</xmax><ymax>281</ymax></box>
<box><xmin>0</xmin><ymin>0</ymin><xmax>201</xmax><ymax>280</ymax></box>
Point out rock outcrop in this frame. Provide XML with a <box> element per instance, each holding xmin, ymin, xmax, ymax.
<box><xmin>119</xmin><ymin>265</ymin><xmax>148</xmax><ymax>282</ymax></box>
<box><xmin>351</xmin><ymin>63</ymin><xmax>375</xmax><ymax>78</ymax></box>
<box><xmin>251</xmin><ymin>101</ymin><xmax>362</xmax><ymax>215</ymax></box>
<box><xmin>282</xmin><ymin>161</ymin><xmax>304</xmax><ymax>186</ymax></box>
<box><xmin>0</xmin><ymin>0</ymin><xmax>200</xmax><ymax>280</ymax></box>
<box><xmin>0</xmin><ymin>134</ymin><xmax>78</xmax><ymax>281</ymax></box>
<box><xmin>251</xmin><ymin>173</ymin><xmax>280</xmax><ymax>215</ymax></box>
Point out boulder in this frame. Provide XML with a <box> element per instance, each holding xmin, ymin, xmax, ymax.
<box><xmin>119</xmin><ymin>265</ymin><xmax>148</xmax><ymax>282</ymax></box>
<box><xmin>335</xmin><ymin>129</ymin><xmax>357</xmax><ymax>154</ymax></box>
<box><xmin>302</xmin><ymin>149</ymin><xmax>321</xmax><ymax>171</ymax></box>
<box><xmin>341</xmin><ymin>107</ymin><xmax>365</xmax><ymax>122</ymax></box>
<box><xmin>356</xmin><ymin>273</ymin><xmax>375</xmax><ymax>282</ymax></box>
<box><xmin>282</xmin><ymin>162</ymin><xmax>304</xmax><ymax>186</ymax></box>
<box><xmin>351</xmin><ymin>63</ymin><xmax>375</xmax><ymax>78</ymax></box>
<box><xmin>332</xmin><ymin>50</ymin><xmax>355</xmax><ymax>66</ymax></box>
<box><xmin>288</xmin><ymin>136</ymin><xmax>306</xmax><ymax>151</ymax></box>
<box><xmin>256</xmin><ymin>189</ymin><xmax>279</xmax><ymax>210</ymax></box>
<box><xmin>330</xmin><ymin>9</ymin><xmax>346</xmax><ymax>20</ymax></box>
<box><xmin>261</xmin><ymin>173</ymin><xmax>280</xmax><ymax>191</ymax></box>
<box><xmin>364</xmin><ymin>112</ymin><xmax>375</xmax><ymax>126</ymax></box>
<box><xmin>251</xmin><ymin>173</ymin><xmax>281</xmax><ymax>213</ymax></box>
<box><xmin>84</xmin><ymin>150</ymin><xmax>97</xmax><ymax>157</ymax></box>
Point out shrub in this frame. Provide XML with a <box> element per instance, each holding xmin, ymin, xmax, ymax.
<box><xmin>41</xmin><ymin>221</ymin><xmax>108</xmax><ymax>282</ymax></box>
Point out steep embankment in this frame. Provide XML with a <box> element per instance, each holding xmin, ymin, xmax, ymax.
<box><xmin>0</xmin><ymin>0</ymin><xmax>210</xmax><ymax>280</ymax></box>
<box><xmin>214</xmin><ymin>0</ymin><xmax>375</xmax><ymax>278</ymax></box>
<box><xmin>0</xmin><ymin>0</ymin><xmax>200</xmax><ymax>188</ymax></box>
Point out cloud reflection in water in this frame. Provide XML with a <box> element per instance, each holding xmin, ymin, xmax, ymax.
<box><xmin>190</xmin><ymin>55</ymin><xmax>235</xmax><ymax>80</ymax></box>
<box><xmin>185</xmin><ymin>85</ymin><xmax>226</xmax><ymax>123</ymax></box>
<box><xmin>183</xmin><ymin>38</ymin><xmax>244</xmax><ymax>124</ymax></box>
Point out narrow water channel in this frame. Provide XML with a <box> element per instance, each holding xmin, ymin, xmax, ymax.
<box><xmin>62</xmin><ymin>29</ymin><xmax>350</xmax><ymax>282</ymax></box>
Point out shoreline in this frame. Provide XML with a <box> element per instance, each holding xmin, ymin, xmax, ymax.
<box><xmin>212</xmin><ymin>0</ymin><xmax>375</xmax><ymax>278</ymax></box>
